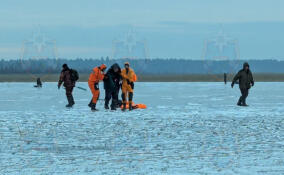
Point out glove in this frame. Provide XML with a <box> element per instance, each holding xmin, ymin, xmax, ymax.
<box><xmin>127</xmin><ymin>79</ymin><xmax>131</xmax><ymax>85</ymax></box>
<box><xmin>251</xmin><ymin>81</ymin><xmax>254</xmax><ymax>87</ymax></box>
<box><xmin>94</xmin><ymin>83</ymin><xmax>99</xmax><ymax>90</ymax></box>
<box><xmin>231</xmin><ymin>83</ymin><xmax>234</xmax><ymax>88</ymax></box>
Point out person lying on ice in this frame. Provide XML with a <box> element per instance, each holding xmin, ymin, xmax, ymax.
<box><xmin>103</xmin><ymin>63</ymin><xmax>121</xmax><ymax>110</ymax></box>
<box><xmin>121</xmin><ymin>62</ymin><xmax>137</xmax><ymax>111</ymax></box>
<box><xmin>231</xmin><ymin>62</ymin><xmax>254</xmax><ymax>106</ymax></box>
<box><xmin>117</xmin><ymin>99</ymin><xmax>146</xmax><ymax>110</ymax></box>
<box><xmin>88</xmin><ymin>64</ymin><xmax>107</xmax><ymax>111</ymax></box>
<box><xmin>58</xmin><ymin>64</ymin><xmax>75</xmax><ymax>108</ymax></box>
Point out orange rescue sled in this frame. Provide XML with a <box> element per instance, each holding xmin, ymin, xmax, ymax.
<box><xmin>120</xmin><ymin>102</ymin><xmax>147</xmax><ymax>109</ymax></box>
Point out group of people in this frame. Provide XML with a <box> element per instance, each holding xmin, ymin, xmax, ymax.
<box><xmin>57</xmin><ymin>61</ymin><xmax>254</xmax><ymax>109</ymax></box>
<box><xmin>58</xmin><ymin>62</ymin><xmax>137</xmax><ymax>111</ymax></box>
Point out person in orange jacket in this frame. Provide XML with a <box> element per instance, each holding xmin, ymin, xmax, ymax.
<box><xmin>121</xmin><ymin>62</ymin><xmax>137</xmax><ymax>111</ymax></box>
<box><xmin>88</xmin><ymin>64</ymin><xmax>107</xmax><ymax>111</ymax></box>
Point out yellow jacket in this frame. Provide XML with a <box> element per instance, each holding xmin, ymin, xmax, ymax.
<box><xmin>121</xmin><ymin>68</ymin><xmax>137</xmax><ymax>86</ymax></box>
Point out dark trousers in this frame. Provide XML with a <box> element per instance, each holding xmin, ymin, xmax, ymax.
<box><xmin>105</xmin><ymin>89</ymin><xmax>119</xmax><ymax>108</ymax></box>
<box><xmin>65</xmin><ymin>86</ymin><xmax>74</xmax><ymax>104</ymax></box>
<box><xmin>122</xmin><ymin>92</ymin><xmax>133</xmax><ymax>103</ymax></box>
<box><xmin>238</xmin><ymin>88</ymin><xmax>249</xmax><ymax>105</ymax></box>
<box><xmin>65</xmin><ymin>86</ymin><xmax>74</xmax><ymax>97</ymax></box>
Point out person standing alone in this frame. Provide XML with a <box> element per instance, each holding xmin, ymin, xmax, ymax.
<box><xmin>58</xmin><ymin>64</ymin><xmax>76</xmax><ymax>108</ymax></box>
<box><xmin>231</xmin><ymin>62</ymin><xmax>254</xmax><ymax>106</ymax></box>
<box><xmin>224</xmin><ymin>73</ymin><xmax>227</xmax><ymax>84</ymax></box>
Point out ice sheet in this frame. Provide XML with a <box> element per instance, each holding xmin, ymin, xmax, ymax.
<box><xmin>0</xmin><ymin>82</ymin><xmax>284</xmax><ymax>174</ymax></box>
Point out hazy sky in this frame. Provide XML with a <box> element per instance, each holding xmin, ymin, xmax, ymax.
<box><xmin>0</xmin><ymin>0</ymin><xmax>284</xmax><ymax>59</ymax></box>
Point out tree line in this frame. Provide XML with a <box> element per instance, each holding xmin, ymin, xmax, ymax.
<box><xmin>0</xmin><ymin>58</ymin><xmax>283</xmax><ymax>75</ymax></box>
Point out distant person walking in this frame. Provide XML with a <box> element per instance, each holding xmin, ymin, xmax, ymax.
<box><xmin>88</xmin><ymin>64</ymin><xmax>107</xmax><ymax>111</ymax></box>
<box><xmin>58</xmin><ymin>64</ymin><xmax>76</xmax><ymax>108</ymax></box>
<box><xmin>103</xmin><ymin>63</ymin><xmax>121</xmax><ymax>110</ymax></box>
<box><xmin>121</xmin><ymin>62</ymin><xmax>137</xmax><ymax>111</ymax></box>
<box><xmin>224</xmin><ymin>73</ymin><xmax>227</xmax><ymax>84</ymax></box>
<box><xmin>231</xmin><ymin>62</ymin><xmax>254</xmax><ymax>106</ymax></box>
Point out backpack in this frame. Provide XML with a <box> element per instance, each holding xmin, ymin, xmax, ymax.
<box><xmin>70</xmin><ymin>69</ymin><xmax>79</xmax><ymax>82</ymax></box>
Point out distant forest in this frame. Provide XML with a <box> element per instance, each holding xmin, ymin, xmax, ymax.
<box><xmin>0</xmin><ymin>58</ymin><xmax>284</xmax><ymax>75</ymax></box>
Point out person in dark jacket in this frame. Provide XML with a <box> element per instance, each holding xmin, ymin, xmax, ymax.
<box><xmin>58</xmin><ymin>64</ymin><xmax>76</xmax><ymax>108</ymax></box>
<box><xmin>34</xmin><ymin>77</ymin><xmax>42</xmax><ymax>88</ymax></box>
<box><xmin>103</xmin><ymin>63</ymin><xmax>121</xmax><ymax>110</ymax></box>
<box><xmin>231</xmin><ymin>62</ymin><xmax>254</xmax><ymax>106</ymax></box>
<box><xmin>224</xmin><ymin>73</ymin><xmax>227</xmax><ymax>84</ymax></box>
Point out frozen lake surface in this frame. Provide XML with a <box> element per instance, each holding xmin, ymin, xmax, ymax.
<box><xmin>0</xmin><ymin>82</ymin><xmax>284</xmax><ymax>174</ymax></box>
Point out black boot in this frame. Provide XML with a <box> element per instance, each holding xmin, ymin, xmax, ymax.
<box><xmin>121</xmin><ymin>93</ymin><xmax>126</xmax><ymax>111</ymax></box>
<box><xmin>91</xmin><ymin>103</ymin><xmax>98</xmax><ymax>111</ymax></box>
<box><xmin>70</xmin><ymin>95</ymin><xmax>75</xmax><ymax>106</ymax></box>
<box><xmin>66</xmin><ymin>104</ymin><xmax>73</xmax><ymax>108</ymax></box>
<box><xmin>128</xmin><ymin>92</ymin><xmax>133</xmax><ymax>111</ymax></box>
<box><xmin>117</xmin><ymin>100</ymin><xmax>122</xmax><ymax>108</ymax></box>
<box><xmin>88</xmin><ymin>100</ymin><xmax>98</xmax><ymax>111</ymax></box>
<box><xmin>104</xmin><ymin>99</ymin><xmax>110</xmax><ymax>109</ymax></box>
<box><xmin>242</xmin><ymin>99</ymin><xmax>248</xmax><ymax>106</ymax></box>
<box><xmin>110</xmin><ymin>99</ymin><xmax>117</xmax><ymax>110</ymax></box>
<box><xmin>111</xmin><ymin>104</ymin><xmax>116</xmax><ymax>110</ymax></box>
<box><xmin>122</xmin><ymin>103</ymin><xmax>126</xmax><ymax>111</ymax></box>
<box><xmin>129</xmin><ymin>102</ymin><xmax>133</xmax><ymax>111</ymax></box>
<box><xmin>88</xmin><ymin>99</ymin><xmax>93</xmax><ymax>108</ymax></box>
<box><xmin>237</xmin><ymin>97</ymin><xmax>242</xmax><ymax>106</ymax></box>
<box><xmin>66</xmin><ymin>96</ymin><xmax>73</xmax><ymax>108</ymax></box>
